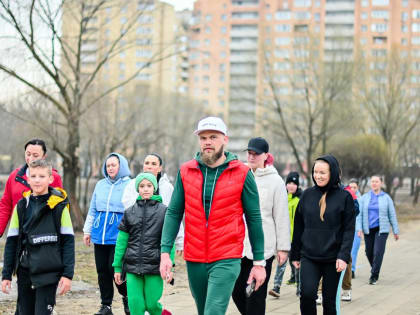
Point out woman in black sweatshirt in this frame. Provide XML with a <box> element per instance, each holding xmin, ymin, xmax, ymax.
<box><xmin>290</xmin><ymin>155</ymin><xmax>355</xmax><ymax>315</ymax></box>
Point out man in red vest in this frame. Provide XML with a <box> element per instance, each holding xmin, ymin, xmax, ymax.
<box><xmin>160</xmin><ymin>117</ymin><xmax>266</xmax><ymax>315</ymax></box>
<box><xmin>0</xmin><ymin>139</ymin><xmax>62</xmax><ymax>236</ymax></box>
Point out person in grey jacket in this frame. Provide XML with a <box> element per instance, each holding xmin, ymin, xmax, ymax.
<box><xmin>357</xmin><ymin>175</ymin><xmax>399</xmax><ymax>285</ymax></box>
<box><xmin>232</xmin><ymin>137</ymin><xmax>290</xmax><ymax>315</ymax></box>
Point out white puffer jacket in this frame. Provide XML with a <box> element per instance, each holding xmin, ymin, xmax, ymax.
<box><xmin>243</xmin><ymin>165</ymin><xmax>290</xmax><ymax>260</ymax></box>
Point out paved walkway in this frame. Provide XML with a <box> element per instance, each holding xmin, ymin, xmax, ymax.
<box><xmin>1</xmin><ymin>220</ymin><xmax>419</xmax><ymax>314</ymax></box>
<box><xmin>163</xmin><ymin>220</ymin><xmax>420</xmax><ymax>315</ymax></box>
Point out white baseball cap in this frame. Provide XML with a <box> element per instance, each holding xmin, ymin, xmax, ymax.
<box><xmin>194</xmin><ymin>116</ymin><xmax>228</xmax><ymax>136</ymax></box>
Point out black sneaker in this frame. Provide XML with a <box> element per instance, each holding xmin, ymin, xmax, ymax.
<box><xmin>268</xmin><ymin>286</ymin><xmax>281</xmax><ymax>298</ymax></box>
<box><xmin>352</xmin><ymin>271</ymin><xmax>355</xmax><ymax>279</ymax></box>
<box><xmin>94</xmin><ymin>305</ymin><xmax>113</xmax><ymax>315</ymax></box>
<box><xmin>369</xmin><ymin>276</ymin><xmax>378</xmax><ymax>285</ymax></box>
<box><xmin>122</xmin><ymin>297</ymin><xmax>130</xmax><ymax>315</ymax></box>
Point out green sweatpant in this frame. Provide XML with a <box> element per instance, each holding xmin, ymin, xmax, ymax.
<box><xmin>126</xmin><ymin>273</ymin><xmax>163</xmax><ymax>315</ymax></box>
<box><xmin>186</xmin><ymin>259</ymin><xmax>241</xmax><ymax>315</ymax></box>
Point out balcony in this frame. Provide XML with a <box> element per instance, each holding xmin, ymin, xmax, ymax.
<box><xmin>325</xmin><ymin>15</ymin><xmax>354</xmax><ymax>24</ymax></box>
<box><xmin>325</xmin><ymin>28</ymin><xmax>354</xmax><ymax>37</ymax></box>
<box><xmin>230</xmin><ymin>54</ymin><xmax>257</xmax><ymax>62</ymax></box>
<box><xmin>230</xmin><ymin>41</ymin><xmax>258</xmax><ymax>50</ymax></box>
<box><xmin>325</xmin><ymin>2</ymin><xmax>355</xmax><ymax>11</ymax></box>
<box><xmin>230</xmin><ymin>29</ymin><xmax>258</xmax><ymax>37</ymax></box>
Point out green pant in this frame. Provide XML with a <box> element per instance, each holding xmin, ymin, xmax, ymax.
<box><xmin>187</xmin><ymin>259</ymin><xmax>241</xmax><ymax>315</ymax></box>
<box><xmin>126</xmin><ymin>273</ymin><xmax>163</xmax><ymax>315</ymax></box>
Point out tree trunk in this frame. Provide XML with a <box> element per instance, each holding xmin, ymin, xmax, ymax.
<box><xmin>62</xmin><ymin>116</ymin><xmax>84</xmax><ymax>231</ymax></box>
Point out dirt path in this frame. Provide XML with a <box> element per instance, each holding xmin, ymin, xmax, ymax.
<box><xmin>1</xmin><ymin>220</ymin><xmax>420</xmax><ymax>314</ymax></box>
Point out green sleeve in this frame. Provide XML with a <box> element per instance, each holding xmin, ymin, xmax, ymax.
<box><xmin>112</xmin><ymin>230</ymin><xmax>129</xmax><ymax>273</ymax></box>
<box><xmin>161</xmin><ymin>171</ymin><xmax>185</xmax><ymax>253</ymax></box>
<box><xmin>242</xmin><ymin>170</ymin><xmax>265</xmax><ymax>261</ymax></box>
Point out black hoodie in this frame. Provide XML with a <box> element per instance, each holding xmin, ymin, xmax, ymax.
<box><xmin>290</xmin><ymin>155</ymin><xmax>355</xmax><ymax>263</ymax></box>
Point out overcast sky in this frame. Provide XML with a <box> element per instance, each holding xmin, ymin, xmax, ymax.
<box><xmin>162</xmin><ymin>0</ymin><xmax>194</xmax><ymax>10</ymax></box>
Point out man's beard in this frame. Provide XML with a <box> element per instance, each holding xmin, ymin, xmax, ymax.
<box><xmin>201</xmin><ymin>145</ymin><xmax>224</xmax><ymax>166</ymax></box>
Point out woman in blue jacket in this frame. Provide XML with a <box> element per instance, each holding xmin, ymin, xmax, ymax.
<box><xmin>357</xmin><ymin>175</ymin><xmax>399</xmax><ymax>285</ymax></box>
<box><xmin>83</xmin><ymin>153</ymin><xmax>131</xmax><ymax>315</ymax></box>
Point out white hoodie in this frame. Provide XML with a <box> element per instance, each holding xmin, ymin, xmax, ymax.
<box><xmin>243</xmin><ymin>165</ymin><xmax>290</xmax><ymax>260</ymax></box>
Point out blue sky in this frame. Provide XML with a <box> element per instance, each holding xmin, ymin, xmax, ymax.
<box><xmin>162</xmin><ymin>0</ymin><xmax>194</xmax><ymax>10</ymax></box>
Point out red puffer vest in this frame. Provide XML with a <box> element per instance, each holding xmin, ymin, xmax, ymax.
<box><xmin>180</xmin><ymin>159</ymin><xmax>249</xmax><ymax>263</ymax></box>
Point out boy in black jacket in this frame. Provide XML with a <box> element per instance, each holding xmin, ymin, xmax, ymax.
<box><xmin>1</xmin><ymin>159</ymin><xmax>75</xmax><ymax>315</ymax></box>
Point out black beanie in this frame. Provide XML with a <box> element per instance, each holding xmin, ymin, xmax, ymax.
<box><xmin>286</xmin><ymin>172</ymin><xmax>300</xmax><ymax>187</ymax></box>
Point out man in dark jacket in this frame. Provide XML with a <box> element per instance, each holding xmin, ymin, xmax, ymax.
<box><xmin>0</xmin><ymin>139</ymin><xmax>62</xmax><ymax>237</ymax></box>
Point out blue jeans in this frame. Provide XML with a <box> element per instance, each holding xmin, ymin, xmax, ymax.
<box><xmin>273</xmin><ymin>260</ymin><xmax>288</xmax><ymax>288</ymax></box>
<box><xmin>351</xmin><ymin>231</ymin><xmax>361</xmax><ymax>272</ymax></box>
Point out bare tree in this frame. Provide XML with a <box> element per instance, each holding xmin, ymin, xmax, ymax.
<box><xmin>355</xmin><ymin>46</ymin><xmax>420</xmax><ymax>196</ymax></box>
<box><xmin>261</xmin><ymin>35</ymin><xmax>355</xmax><ymax>181</ymax></box>
<box><xmin>0</xmin><ymin>0</ymin><xmax>179</xmax><ymax>228</ymax></box>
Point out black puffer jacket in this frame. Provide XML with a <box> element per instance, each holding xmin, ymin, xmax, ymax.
<box><xmin>118</xmin><ymin>199</ymin><xmax>167</xmax><ymax>275</ymax></box>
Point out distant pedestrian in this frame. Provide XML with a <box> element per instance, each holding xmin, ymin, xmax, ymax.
<box><xmin>269</xmin><ymin>171</ymin><xmax>302</xmax><ymax>298</ymax></box>
<box><xmin>232</xmin><ymin>137</ymin><xmax>290</xmax><ymax>314</ymax></box>
<box><xmin>83</xmin><ymin>153</ymin><xmax>131</xmax><ymax>315</ymax></box>
<box><xmin>357</xmin><ymin>175</ymin><xmax>399</xmax><ymax>285</ymax></box>
<box><xmin>348</xmin><ymin>179</ymin><xmax>362</xmax><ymax>279</ymax></box>
<box><xmin>290</xmin><ymin>155</ymin><xmax>355</xmax><ymax>315</ymax></box>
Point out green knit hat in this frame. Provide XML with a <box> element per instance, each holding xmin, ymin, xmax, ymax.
<box><xmin>135</xmin><ymin>172</ymin><xmax>158</xmax><ymax>192</ymax></box>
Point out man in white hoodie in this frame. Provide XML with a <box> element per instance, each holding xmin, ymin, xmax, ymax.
<box><xmin>232</xmin><ymin>137</ymin><xmax>290</xmax><ymax>315</ymax></box>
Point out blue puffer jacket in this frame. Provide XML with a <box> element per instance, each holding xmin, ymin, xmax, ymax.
<box><xmin>83</xmin><ymin>153</ymin><xmax>131</xmax><ymax>245</ymax></box>
<box><xmin>357</xmin><ymin>190</ymin><xmax>399</xmax><ymax>235</ymax></box>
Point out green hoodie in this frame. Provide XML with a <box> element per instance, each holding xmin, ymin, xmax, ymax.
<box><xmin>161</xmin><ymin>151</ymin><xmax>265</xmax><ymax>261</ymax></box>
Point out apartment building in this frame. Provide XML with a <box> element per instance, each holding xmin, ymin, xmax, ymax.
<box><xmin>188</xmin><ymin>0</ymin><xmax>420</xmax><ymax>156</ymax></box>
<box><xmin>62</xmin><ymin>0</ymin><xmax>188</xmax><ymax>99</ymax></box>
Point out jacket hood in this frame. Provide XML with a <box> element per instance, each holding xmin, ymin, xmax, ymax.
<box><xmin>312</xmin><ymin>154</ymin><xmax>341</xmax><ymax>192</ymax></box>
<box><xmin>253</xmin><ymin>164</ymin><xmax>278</xmax><ymax>177</ymax></box>
<box><xmin>194</xmin><ymin>151</ymin><xmax>237</xmax><ymax>167</ymax></box>
<box><xmin>23</xmin><ymin>187</ymin><xmax>68</xmax><ymax>209</ymax></box>
<box><xmin>159</xmin><ymin>173</ymin><xmax>171</xmax><ymax>185</ymax></box>
<box><xmin>102</xmin><ymin>152</ymin><xmax>131</xmax><ymax>181</ymax></box>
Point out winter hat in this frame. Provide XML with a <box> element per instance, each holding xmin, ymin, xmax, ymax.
<box><xmin>135</xmin><ymin>172</ymin><xmax>158</xmax><ymax>192</ymax></box>
<box><xmin>286</xmin><ymin>172</ymin><xmax>300</xmax><ymax>187</ymax></box>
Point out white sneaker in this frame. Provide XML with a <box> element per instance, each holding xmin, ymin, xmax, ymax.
<box><xmin>341</xmin><ymin>290</ymin><xmax>352</xmax><ymax>301</ymax></box>
<box><xmin>316</xmin><ymin>294</ymin><xmax>322</xmax><ymax>305</ymax></box>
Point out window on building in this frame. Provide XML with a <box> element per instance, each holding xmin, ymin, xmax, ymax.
<box><xmin>275</xmin><ymin>49</ymin><xmax>290</xmax><ymax>58</ymax></box>
<box><xmin>206</xmin><ymin>14</ymin><xmax>212</xmax><ymax>21</ymax></box>
<box><xmin>361</xmin><ymin>0</ymin><xmax>369</xmax><ymax>7</ymax></box>
<box><xmin>274</xmin><ymin>62</ymin><xmax>290</xmax><ymax>70</ymax></box>
<box><xmin>413</xmin><ymin>23</ymin><xmax>420</xmax><ymax>32</ymax></box>
<box><xmin>276</xmin><ymin>24</ymin><xmax>291</xmax><ymax>32</ymax></box>
<box><xmin>401</xmin><ymin>38</ymin><xmax>408</xmax><ymax>45</ymax></box>
<box><xmin>120</xmin><ymin>17</ymin><xmax>127</xmax><ymax>24</ymax></box>
<box><xmin>266</xmin><ymin>13</ymin><xmax>272</xmax><ymax>20</ymax></box>
<box><xmin>372</xmin><ymin>49</ymin><xmax>387</xmax><ymax>57</ymax></box>
<box><xmin>314</xmin><ymin>13</ymin><xmax>320</xmax><ymax>21</ymax></box>
<box><xmin>315</xmin><ymin>1</ymin><xmax>321</xmax><ymax>7</ymax></box>
<box><xmin>372</xmin><ymin>0</ymin><xmax>389</xmax><ymax>5</ymax></box>
<box><xmin>402</xmin><ymin>25</ymin><xmax>408</xmax><ymax>33</ymax></box>
<box><xmin>220</xmin><ymin>39</ymin><xmax>227</xmax><ymax>46</ymax></box>
<box><xmin>402</xmin><ymin>0</ymin><xmax>409</xmax><ymax>7</ymax></box>
<box><xmin>361</xmin><ymin>12</ymin><xmax>368</xmax><ymax>19</ymax></box>
<box><xmin>203</xmin><ymin>75</ymin><xmax>210</xmax><ymax>82</ymax></box>
<box><xmin>232</xmin><ymin>12</ymin><xmax>259</xmax><ymax>19</ymax></box>
<box><xmin>413</xmin><ymin>10</ymin><xmax>420</xmax><ymax>19</ymax></box>
<box><xmin>218</xmin><ymin>88</ymin><xmax>225</xmax><ymax>96</ymax></box>
<box><xmin>221</xmin><ymin>14</ymin><xmax>227</xmax><ymax>21</ymax></box>
<box><xmin>276</xmin><ymin>37</ymin><xmax>291</xmax><ymax>45</ymax></box>
<box><xmin>221</xmin><ymin>26</ymin><xmax>227</xmax><ymax>33</ymax></box>
<box><xmin>203</xmin><ymin>63</ymin><xmax>210</xmax><ymax>70</ymax></box>
<box><xmin>219</xmin><ymin>63</ymin><xmax>226</xmax><ymax>71</ymax></box>
<box><xmin>371</xmin><ymin>11</ymin><xmax>389</xmax><ymax>19</ymax></box>
<box><xmin>373</xmin><ymin>36</ymin><xmax>387</xmax><ymax>44</ymax></box>
<box><xmin>360</xmin><ymin>38</ymin><xmax>368</xmax><ymax>45</ymax></box>
<box><xmin>412</xmin><ymin>37</ymin><xmax>420</xmax><ymax>45</ymax></box>
<box><xmin>295</xmin><ymin>12</ymin><xmax>311</xmax><ymax>20</ymax></box>
<box><xmin>295</xmin><ymin>24</ymin><xmax>309</xmax><ymax>32</ymax></box>
<box><xmin>205</xmin><ymin>27</ymin><xmax>211</xmax><ymax>33</ymax></box>
<box><xmin>275</xmin><ymin>11</ymin><xmax>291</xmax><ymax>20</ymax></box>
<box><xmin>361</xmin><ymin>24</ymin><xmax>368</xmax><ymax>32</ymax></box>
<box><xmin>220</xmin><ymin>51</ymin><xmax>226</xmax><ymax>58</ymax></box>
<box><xmin>294</xmin><ymin>0</ymin><xmax>311</xmax><ymax>7</ymax></box>
<box><xmin>371</xmin><ymin>23</ymin><xmax>387</xmax><ymax>32</ymax></box>
<box><xmin>204</xmin><ymin>39</ymin><xmax>211</xmax><ymax>46</ymax></box>
<box><xmin>119</xmin><ymin>62</ymin><xmax>125</xmax><ymax>70</ymax></box>
<box><xmin>402</xmin><ymin>12</ymin><xmax>408</xmax><ymax>21</ymax></box>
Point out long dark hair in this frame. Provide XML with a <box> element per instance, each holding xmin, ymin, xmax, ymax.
<box><xmin>144</xmin><ymin>153</ymin><xmax>163</xmax><ymax>194</ymax></box>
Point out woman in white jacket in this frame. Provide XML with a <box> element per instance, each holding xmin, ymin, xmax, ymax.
<box><xmin>122</xmin><ymin>153</ymin><xmax>184</xmax><ymax>253</ymax></box>
<box><xmin>232</xmin><ymin>137</ymin><xmax>290</xmax><ymax>315</ymax></box>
